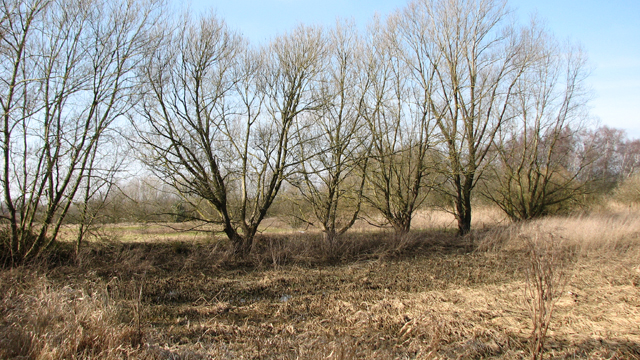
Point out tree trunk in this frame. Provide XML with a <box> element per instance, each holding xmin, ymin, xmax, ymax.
<box><xmin>455</xmin><ymin>186</ymin><xmax>472</xmax><ymax>236</ymax></box>
<box><xmin>224</xmin><ymin>226</ymin><xmax>246</xmax><ymax>257</ymax></box>
<box><xmin>323</xmin><ymin>229</ymin><xmax>340</xmax><ymax>258</ymax></box>
<box><xmin>234</xmin><ymin>238</ymin><xmax>253</xmax><ymax>258</ymax></box>
<box><xmin>391</xmin><ymin>215</ymin><xmax>412</xmax><ymax>235</ymax></box>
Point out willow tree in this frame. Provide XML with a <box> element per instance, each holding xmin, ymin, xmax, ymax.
<box><xmin>135</xmin><ymin>16</ymin><xmax>326</xmax><ymax>255</ymax></box>
<box><xmin>399</xmin><ymin>0</ymin><xmax>534</xmax><ymax>235</ymax></box>
<box><xmin>359</xmin><ymin>15</ymin><xmax>438</xmax><ymax>235</ymax></box>
<box><xmin>0</xmin><ymin>0</ymin><xmax>161</xmax><ymax>264</ymax></box>
<box><xmin>485</xmin><ymin>37</ymin><xmax>593</xmax><ymax>220</ymax></box>
<box><xmin>290</xmin><ymin>22</ymin><xmax>370</xmax><ymax>249</ymax></box>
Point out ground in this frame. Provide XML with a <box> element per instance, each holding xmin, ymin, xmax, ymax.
<box><xmin>1</xmin><ymin>209</ymin><xmax>639</xmax><ymax>359</ymax></box>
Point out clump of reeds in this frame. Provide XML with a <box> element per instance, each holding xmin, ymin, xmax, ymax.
<box><xmin>0</xmin><ymin>271</ymin><xmax>145</xmax><ymax>359</ymax></box>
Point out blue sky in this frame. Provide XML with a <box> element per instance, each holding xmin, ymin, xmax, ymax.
<box><xmin>186</xmin><ymin>0</ymin><xmax>640</xmax><ymax>139</ymax></box>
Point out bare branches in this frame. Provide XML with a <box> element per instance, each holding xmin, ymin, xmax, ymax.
<box><xmin>283</xmin><ymin>21</ymin><xmax>373</xmax><ymax>250</ymax></box>
<box><xmin>0</xmin><ymin>0</ymin><xmax>162</xmax><ymax>264</ymax></box>
<box><xmin>134</xmin><ymin>19</ymin><xmax>326</xmax><ymax>255</ymax></box>
<box><xmin>0</xmin><ymin>0</ymin><xmax>604</xmax><ymax>265</ymax></box>
<box><xmin>135</xmin><ymin>11</ymin><xmax>245</xmax><ymax>249</ymax></box>
<box><xmin>397</xmin><ymin>0</ymin><xmax>532</xmax><ymax>235</ymax></box>
<box><xmin>484</xmin><ymin>36</ymin><xmax>593</xmax><ymax>220</ymax></box>
<box><xmin>358</xmin><ymin>15</ymin><xmax>438</xmax><ymax>235</ymax></box>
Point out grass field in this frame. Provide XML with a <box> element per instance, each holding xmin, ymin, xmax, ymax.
<box><xmin>1</xmin><ymin>208</ymin><xmax>639</xmax><ymax>359</ymax></box>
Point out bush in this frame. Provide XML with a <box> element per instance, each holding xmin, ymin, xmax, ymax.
<box><xmin>521</xmin><ymin>230</ymin><xmax>574</xmax><ymax>360</ymax></box>
<box><xmin>614</xmin><ymin>173</ymin><xmax>640</xmax><ymax>205</ymax></box>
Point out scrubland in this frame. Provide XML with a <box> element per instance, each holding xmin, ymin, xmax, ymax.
<box><xmin>1</xmin><ymin>207</ymin><xmax>639</xmax><ymax>359</ymax></box>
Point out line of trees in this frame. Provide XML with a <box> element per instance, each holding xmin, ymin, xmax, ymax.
<box><xmin>0</xmin><ymin>0</ymin><xmax>163</xmax><ymax>264</ymax></box>
<box><xmin>2</xmin><ymin>0</ymin><xmax>636</xmax><ymax>263</ymax></box>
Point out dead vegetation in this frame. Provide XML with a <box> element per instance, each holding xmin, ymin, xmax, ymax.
<box><xmin>1</xmin><ymin>209</ymin><xmax>640</xmax><ymax>359</ymax></box>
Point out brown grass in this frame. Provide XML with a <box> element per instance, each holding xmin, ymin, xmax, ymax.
<box><xmin>1</xmin><ymin>208</ymin><xmax>639</xmax><ymax>359</ymax></box>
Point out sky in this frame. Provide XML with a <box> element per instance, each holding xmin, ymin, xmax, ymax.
<box><xmin>186</xmin><ymin>0</ymin><xmax>640</xmax><ymax>139</ymax></box>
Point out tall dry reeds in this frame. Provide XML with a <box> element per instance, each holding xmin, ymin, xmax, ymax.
<box><xmin>0</xmin><ymin>271</ymin><xmax>145</xmax><ymax>359</ymax></box>
<box><xmin>476</xmin><ymin>208</ymin><xmax>640</xmax><ymax>254</ymax></box>
<box><xmin>473</xmin><ymin>208</ymin><xmax>640</xmax><ymax>359</ymax></box>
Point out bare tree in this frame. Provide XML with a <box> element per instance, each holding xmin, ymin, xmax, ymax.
<box><xmin>290</xmin><ymin>21</ymin><xmax>369</xmax><ymax>249</ymax></box>
<box><xmin>0</xmin><ymin>0</ymin><xmax>161</xmax><ymax>264</ymax></box>
<box><xmin>134</xmin><ymin>11</ymin><xmax>243</xmax><ymax>241</ymax></box>
<box><xmin>399</xmin><ymin>0</ymin><xmax>534</xmax><ymax>235</ymax></box>
<box><xmin>357</xmin><ymin>16</ymin><xmax>437</xmax><ymax>235</ymax></box>
<box><xmin>485</xmin><ymin>37</ymin><xmax>593</xmax><ymax>220</ymax></box>
<box><xmin>579</xmin><ymin>126</ymin><xmax>640</xmax><ymax>193</ymax></box>
<box><xmin>72</xmin><ymin>132</ymin><xmax>128</xmax><ymax>255</ymax></box>
<box><xmin>620</xmin><ymin>139</ymin><xmax>640</xmax><ymax>179</ymax></box>
<box><xmin>234</xmin><ymin>25</ymin><xmax>326</xmax><ymax>253</ymax></box>
<box><xmin>135</xmin><ymin>15</ymin><xmax>326</xmax><ymax>255</ymax></box>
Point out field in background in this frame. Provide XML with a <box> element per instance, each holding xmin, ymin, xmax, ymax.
<box><xmin>67</xmin><ymin>206</ymin><xmax>508</xmax><ymax>244</ymax></box>
<box><xmin>1</xmin><ymin>207</ymin><xmax>639</xmax><ymax>359</ymax></box>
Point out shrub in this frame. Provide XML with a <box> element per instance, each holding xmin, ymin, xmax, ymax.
<box><xmin>521</xmin><ymin>230</ymin><xmax>572</xmax><ymax>360</ymax></box>
<box><xmin>614</xmin><ymin>173</ymin><xmax>640</xmax><ymax>205</ymax></box>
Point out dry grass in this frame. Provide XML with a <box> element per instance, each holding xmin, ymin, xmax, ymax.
<box><xmin>0</xmin><ymin>269</ymin><xmax>146</xmax><ymax>359</ymax></box>
<box><xmin>1</xmin><ymin>209</ymin><xmax>639</xmax><ymax>359</ymax></box>
<box><xmin>412</xmin><ymin>207</ymin><xmax>509</xmax><ymax>231</ymax></box>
